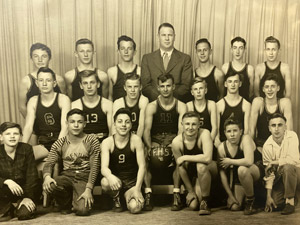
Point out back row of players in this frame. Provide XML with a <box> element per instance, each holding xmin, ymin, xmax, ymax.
<box><xmin>5</xmin><ymin>22</ymin><xmax>297</xmax><ymax>219</ymax></box>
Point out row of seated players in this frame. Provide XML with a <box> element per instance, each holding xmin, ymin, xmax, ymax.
<box><xmin>1</xmin><ymin>70</ymin><xmax>297</xmax><ymax>221</ymax></box>
<box><xmin>1</xmin><ymin>109</ymin><xmax>299</xmax><ymax>222</ymax></box>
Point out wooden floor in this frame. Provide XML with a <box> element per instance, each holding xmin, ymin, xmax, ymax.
<box><xmin>2</xmin><ymin>197</ymin><xmax>300</xmax><ymax>225</ymax></box>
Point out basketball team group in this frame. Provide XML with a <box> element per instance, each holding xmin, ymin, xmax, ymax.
<box><xmin>0</xmin><ymin>22</ymin><xmax>299</xmax><ymax>222</ymax></box>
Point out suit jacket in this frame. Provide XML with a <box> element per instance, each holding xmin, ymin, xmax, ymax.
<box><xmin>141</xmin><ymin>49</ymin><xmax>193</xmax><ymax>103</ymax></box>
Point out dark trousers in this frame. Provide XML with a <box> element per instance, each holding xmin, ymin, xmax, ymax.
<box><xmin>51</xmin><ymin>170</ymin><xmax>91</xmax><ymax>216</ymax></box>
<box><xmin>0</xmin><ymin>186</ymin><xmax>37</xmax><ymax>220</ymax></box>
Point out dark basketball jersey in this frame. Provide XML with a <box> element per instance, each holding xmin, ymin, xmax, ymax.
<box><xmin>71</xmin><ymin>68</ymin><xmax>102</xmax><ymax>101</ymax></box>
<box><xmin>195</xmin><ymin>66</ymin><xmax>219</xmax><ymax>102</ymax></box>
<box><xmin>183</xmin><ymin>133</ymin><xmax>203</xmax><ymax>156</ymax></box>
<box><xmin>223</xmin><ymin>140</ymin><xmax>244</xmax><ymax>187</ymax></box>
<box><xmin>123</xmin><ymin>96</ymin><xmax>140</xmax><ymax>133</ymax></box>
<box><xmin>226</xmin><ymin>62</ymin><xmax>250</xmax><ymax>101</ymax></box>
<box><xmin>151</xmin><ymin>98</ymin><xmax>179</xmax><ymax>135</ymax></box>
<box><xmin>219</xmin><ymin>98</ymin><xmax>244</xmax><ymax>142</ymax></box>
<box><xmin>81</xmin><ymin>97</ymin><xmax>109</xmax><ymax>139</ymax></box>
<box><xmin>192</xmin><ymin>101</ymin><xmax>212</xmax><ymax>131</ymax></box>
<box><xmin>26</xmin><ymin>74</ymin><xmax>61</xmax><ymax>103</ymax></box>
<box><xmin>113</xmin><ymin>65</ymin><xmax>138</xmax><ymax>101</ymax></box>
<box><xmin>256</xmin><ymin>99</ymin><xmax>281</xmax><ymax>147</ymax></box>
<box><xmin>260</xmin><ymin>62</ymin><xmax>285</xmax><ymax>98</ymax></box>
<box><xmin>109</xmin><ymin>135</ymin><xmax>138</xmax><ymax>181</ymax></box>
<box><xmin>33</xmin><ymin>93</ymin><xmax>61</xmax><ymax>150</ymax></box>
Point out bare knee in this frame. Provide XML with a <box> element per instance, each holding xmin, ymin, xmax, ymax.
<box><xmin>127</xmin><ymin>199</ymin><xmax>142</xmax><ymax>214</ymax></box>
<box><xmin>197</xmin><ymin>163</ymin><xmax>208</xmax><ymax>175</ymax></box>
<box><xmin>101</xmin><ymin>177</ymin><xmax>110</xmax><ymax>192</ymax></box>
<box><xmin>237</xmin><ymin>166</ymin><xmax>249</xmax><ymax>179</ymax></box>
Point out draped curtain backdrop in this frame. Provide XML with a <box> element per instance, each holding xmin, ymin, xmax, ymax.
<box><xmin>0</xmin><ymin>0</ymin><xmax>299</xmax><ymax>135</ymax></box>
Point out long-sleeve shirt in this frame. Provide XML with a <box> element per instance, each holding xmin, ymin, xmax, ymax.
<box><xmin>0</xmin><ymin>143</ymin><xmax>39</xmax><ymax>200</ymax></box>
<box><xmin>43</xmin><ymin>134</ymin><xmax>100</xmax><ymax>189</ymax></box>
<box><xmin>262</xmin><ymin>130</ymin><xmax>300</xmax><ymax>189</ymax></box>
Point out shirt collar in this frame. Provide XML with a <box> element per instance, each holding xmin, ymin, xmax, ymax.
<box><xmin>267</xmin><ymin>130</ymin><xmax>291</xmax><ymax>147</ymax></box>
<box><xmin>160</xmin><ymin>48</ymin><xmax>174</xmax><ymax>58</ymax></box>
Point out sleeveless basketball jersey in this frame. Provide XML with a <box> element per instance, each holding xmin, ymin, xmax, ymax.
<box><xmin>113</xmin><ymin>65</ymin><xmax>138</xmax><ymax>101</ymax></box>
<box><xmin>151</xmin><ymin>98</ymin><xmax>179</xmax><ymax>136</ymax></box>
<box><xmin>71</xmin><ymin>68</ymin><xmax>102</xmax><ymax>101</ymax></box>
<box><xmin>223</xmin><ymin>140</ymin><xmax>244</xmax><ymax>187</ymax></box>
<box><xmin>260</xmin><ymin>62</ymin><xmax>285</xmax><ymax>98</ymax></box>
<box><xmin>219</xmin><ymin>98</ymin><xmax>244</xmax><ymax>142</ymax></box>
<box><xmin>195</xmin><ymin>66</ymin><xmax>219</xmax><ymax>102</ymax></box>
<box><xmin>183</xmin><ymin>133</ymin><xmax>203</xmax><ymax>156</ymax></box>
<box><xmin>26</xmin><ymin>74</ymin><xmax>61</xmax><ymax>103</ymax></box>
<box><xmin>33</xmin><ymin>93</ymin><xmax>61</xmax><ymax>150</ymax></box>
<box><xmin>192</xmin><ymin>101</ymin><xmax>212</xmax><ymax>131</ymax></box>
<box><xmin>123</xmin><ymin>96</ymin><xmax>140</xmax><ymax>133</ymax></box>
<box><xmin>109</xmin><ymin>135</ymin><xmax>138</xmax><ymax>180</ymax></box>
<box><xmin>256</xmin><ymin>99</ymin><xmax>281</xmax><ymax>147</ymax></box>
<box><xmin>80</xmin><ymin>97</ymin><xmax>109</xmax><ymax>137</ymax></box>
<box><xmin>226</xmin><ymin>62</ymin><xmax>250</xmax><ymax>102</ymax></box>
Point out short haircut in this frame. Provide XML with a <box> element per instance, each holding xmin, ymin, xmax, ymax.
<box><xmin>262</xmin><ymin>73</ymin><xmax>279</xmax><ymax>86</ymax></box>
<box><xmin>157</xmin><ymin>73</ymin><xmax>174</xmax><ymax>84</ymax></box>
<box><xmin>78</xmin><ymin>70</ymin><xmax>99</xmax><ymax>83</ymax></box>
<box><xmin>182</xmin><ymin>111</ymin><xmax>200</xmax><ymax>121</ymax></box>
<box><xmin>192</xmin><ymin>77</ymin><xmax>207</xmax><ymax>88</ymax></box>
<box><xmin>268</xmin><ymin>112</ymin><xmax>287</xmax><ymax>125</ymax></box>
<box><xmin>30</xmin><ymin>43</ymin><xmax>52</xmax><ymax>60</ymax></box>
<box><xmin>117</xmin><ymin>35</ymin><xmax>136</xmax><ymax>51</ymax></box>
<box><xmin>231</xmin><ymin>36</ymin><xmax>246</xmax><ymax>48</ymax></box>
<box><xmin>75</xmin><ymin>38</ymin><xmax>94</xmax><ymax>51</ymax></box>
<box><xmin>124</xmin><ymin>72</ymin><xmax>141</xmax><ymax>84</ymax></box>
<box><xmin>0</xmin><ymin>122</ymin><xmax>22</xmax><ymax>135</ymax></box>
<box><xmin>265</xmin><ymin>36</ymin><xmax>280</xmax><ymax>49</ymax></box>
<box><xmin>113</xmin><ymin>108</ymin><xmax>132</xmax><ymax>122</ymax></box>
<box><xmin>195</xmin><ymin>38</ymin><xmax>211</xmax><ymax>49</ymax></box>
<box><xmin>66</xmin><ymin>108</ymin><xmax>86</xmax><ymax>121</ymax></box>
<box><xmin>223</xmin><ymin>117</ymin><xmax>242</xmax><ymax>131</ymax></box>
<box><xmin>158</xmin><ymin>23</ymin><xmax>175</xmax><ymax>33</ymax></box>
<box><xmin>224</xmin><ymin>71</ymin><xmax>241</xmax><ymax>82</ymax></box>
<box><xmin>37</xmin><ymin>67</ymin><xmax>56</xmax><ymax>80</ymax></box>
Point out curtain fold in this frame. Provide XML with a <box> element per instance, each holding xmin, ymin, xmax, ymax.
<box><xmin>0</xmin><ymin>0</ymin><xmax>299</xmax><ymax>135</ymax></box>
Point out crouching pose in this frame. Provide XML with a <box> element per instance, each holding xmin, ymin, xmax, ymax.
<box><xmin>43</xmin><ymin>109</ymin><xmax>101</xmax><ymax>216</ymax></box>
<box><xmin>263</xmin><ymin>113</ymin><xmax>300</xmax><ymax>215</ymax></box>
<box><xmin>0</xmin><ymin>122</ymin><xmax>40</xmax><ymax>222</ymax></box>
<box><xmin>218</xmin><ymin>118</ymin><xmax>261</xmax><ymax>215</ymax></box>
<box><xmin>101</xmin><ymin>108</ymin><xmax>146</xmax><ymax>214</ymax></box>
<box><xmin>172</xmin><ymin>112</ymin><xmax>217</xmax><ymax>215</ymax></box>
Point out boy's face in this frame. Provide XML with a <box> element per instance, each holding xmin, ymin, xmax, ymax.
<box><xmin>231</xmin><ymin>41</ymin><xmax>245</xmax><ymax>61</ymax></box>
<box><xmin>182</xmin><ymin>117</ymin><xmax>200</xmax><ymax>136</ymax></box>
<box><xmin>36</xmin><ymin>72</ymin><xmax>56</xmax><ymax>94</ymax></box>
<box><xmin>262</xmin><ymin>80</ymin><xmax>280</xmax><ymax>99</ymax></box>
<box><xmin>67</xmin><ymin>114</ymin><xmax>86</xmax><ymax>136</ymax></box>
<box><xmin>76</xmin><ymin>44</ymin><xmax>94</xmax><ymax>64</ymax></box>
<box><xmin>114</xmin><ymin>114</ymin><xmax>132</xmax><ymax>136</ymax></box>
<box><xmin>225</xmin><ymin>74</ymin><xmax>241</xmax><ymax>94</ymax></box>
<box><xmin>157</xmin><ymin>78</ymin><xmax>175</xmax><ymax>98</ymax></box>
<box><xmin>1</xmin><ymin>127</ymin><xmax>21</xmax><ymax>148</ymax></box>
<box><xmin>124</xmin><ymin>79</ymin><xmax>141</xmax><ymax>100</ymax></box>
<box><xmin>31</xmin><ymin>49</ymin><xmax>50</xmax><ymax>69</ymax></box>
<box><xmin>119</xmin><ymin>41</ymin><xmax>135</xmax><ymax>62</ymax></box>
<box><xmin>225</xmin><ymin>124</ymin><xmax>242</xmax><ymax>145</ymax></box>
<box><xmin>265</xmin><ymin>42</ymin><xmax>279</xmax><ymax>62</ymax></box>
<box><xmin>268</xmin><ymin>117</ymin><xmax>286</xmax><ymax>140</ymax></box>
<box><xmin>196</xmin><ymin>42</ymin><xmax>211</xmax><ymax>63</ymax></box>
<box><xmin>191</xmin><ymin>82</ymin><xmax>207</xmax><ymax>100</ymax></box>
<box><xmin>80</xmin><ymin>75</ymin><xmax>99</xmax><ymax>96</ymax></box>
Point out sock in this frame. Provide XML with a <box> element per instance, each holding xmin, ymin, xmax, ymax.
<box><xmin>286</xmin><ymin>198</ymin><xmax>295</xmax><ymax>206</ymax></box>
<box><xmin>145</xmin><ymin>188</ymin><xmax>152</xmax><ymax>193</ymax></box>
<box><xmin>173</xmin><ymin>188</ymin><xmax>180</xmax><ymax>193</ymax></box>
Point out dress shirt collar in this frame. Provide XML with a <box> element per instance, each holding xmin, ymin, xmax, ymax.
<box><xmin>160</xmin><ymin>48</ymin><xmax>174</xmax><ymax>58</ymax></box>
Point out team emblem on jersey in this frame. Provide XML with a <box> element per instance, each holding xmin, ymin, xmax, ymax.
<box><xmin>44</xmin><ymin>113</ymin><xmax>55</xmax><ymax>125</ymax></box>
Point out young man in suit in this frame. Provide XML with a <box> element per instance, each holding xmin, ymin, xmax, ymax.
<box><xmin>141</xmin><ymin>23</ymin><xmax>193</xmax><ymax>103</ymax></box>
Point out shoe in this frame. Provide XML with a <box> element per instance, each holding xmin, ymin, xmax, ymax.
<box><xmin>171</xmin><ymin>192</ymin><xmax>183</xmax><ymax>211</ymax></box>
<box><xmin>199</xmin><ymin>200</ymin><xmax>211</xmax><ymax>215</ymax></box>
<box><xmin>60</xmin><ymin>208</ymin><xmax>72</xmax><ymax>215</ymax></box>
<box><xmin>143</xmin><ymin>192</ymin><xmax>153</xmax><ymax>211</ymax></box>
<box><xmin>244</xmin><ymin>198</ymin><xmax>256</xmax><ymax>215</ymax></box>
<box><xmin>112</xmin><ymin>194</ymin><xmax>123</xmax><ymax>212</ymax></box>
<box><xmin>281</xmin><ymin>203</ymin><xmax>295</xmax><ymax>215</ymax></box>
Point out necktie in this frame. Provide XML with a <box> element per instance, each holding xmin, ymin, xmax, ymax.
<box><xmin>163</xmin><ymin>52</ymin><xmax>169</xmax><ymax>70</ymax></box>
